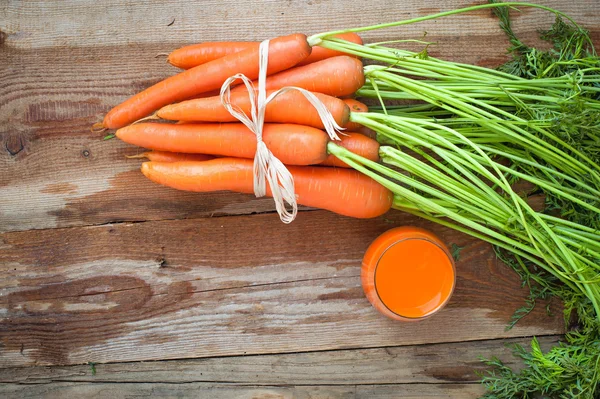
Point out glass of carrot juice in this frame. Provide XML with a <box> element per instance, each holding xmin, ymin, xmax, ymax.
<box><xmin>361</xmin><ymin>226</ymin><xmax>456</xmax><ymax>321</ymax></box>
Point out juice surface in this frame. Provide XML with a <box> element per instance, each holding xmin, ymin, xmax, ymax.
<box><xmin>374</xmin><ymin>238</ymin><xmax>454</xmax><ymax>318</ymax></box>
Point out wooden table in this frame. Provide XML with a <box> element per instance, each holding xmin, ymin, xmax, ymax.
<box><xmin>1</xmin><ymin>1</ymin><xmax>598</xmax><ymax>397</ymax></box>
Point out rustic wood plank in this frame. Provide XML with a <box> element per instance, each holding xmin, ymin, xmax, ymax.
<box><xmin>0</xmin><ymin>382</ymin><xmax>486</xmax><ymax>399</ymax></box>
<box><xmin>0</xmin><ymin>210</ymin><xmax>564</xmax><ymax>368</ymax></box>
<box><xmin>2</xmin><ymin>0</ymin><xmax>598</xmax><ymax>50</ymax></box>
<box><xmin>0</xmin><ymin>336</ymin><xmax>560</xmax><ymax>384</ymax></box>
<box><xmin>2</xmin><ymin>1</ymin><xmax>599</xmax><ymax>232</ymax></box>
<box><xmin>357</xmin><ymin>384</ymin><xmax>486</xmax><ymax>399</ymax></box>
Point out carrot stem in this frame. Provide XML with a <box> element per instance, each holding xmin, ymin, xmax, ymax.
<box><xmin>307</xmin><ymin>2</ymin><xmax>584</xmax><ymax>46</ymax></box>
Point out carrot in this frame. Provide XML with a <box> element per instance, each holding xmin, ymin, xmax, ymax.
<box><xmin>343</xmin><ymin>99</ymin><xmax>369</xmax><ymax>132</ymax></box>
<box><xmin>168</xmin><ymin>32</ymin><xmax>363</xmax><ymax>69</ymax></box>
<box><xmin>320</xmin><ymin>132</ymin><xmax>380</xmax><ymax>168</ymax></box>
<box><xmin>344</xmin><ymin>98</ymin><xmax>368</xmax><ymax>113</ymax></box>
<box><xmin>156</xmin><ymin>90</ymin><xmax>350</xmax><ymax>130</ymax></box>
<box><xmin>297</xmin><ymin>32</ymin><xmax>363</xmax><ymax>66</ymax></box>
<box><xmin>188</xmin><ymin>89</ymin><xmax>222</xmax><ymax>100</ymax></box>
<box><xmin>141</xmin><ymin>158</ymin><xmax>393</xmax><ymax>218</ymax></box>
<box><xmin>116</xmin><ymin>123</ymin><xmax>330</xmax><ymax>165</ymax></box>
<box><xmin>231</xmin><ymin>56</ymin><xmax>365</xmax><ymax>97</ymax></box>
<box><xmin>168</xmin><ymin>42</ymin><xmax>255</xmax><ymax>69</ymax></box>
<box><xmin>127</xmin><ymin>134</ymin><xmax>378</xmax><ymax>168</ymax></box>
<box><xmin>102</xmin><ymin>33</ymin><xmax>311</xmax><ymax>130</ymax></box>
<box><xmin>127</xmin><ymin>151</ymin><xmax>215</xmax><ymax>163</ymax></box>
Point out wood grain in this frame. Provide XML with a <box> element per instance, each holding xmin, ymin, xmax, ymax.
<box><xmin>0</xmin><ymin>336</ymin><xmax>560</xmax><ymax>384</ymax></box>
<box><xmin>1</xmin><ymin>1</ymin><xmax>599</xmax><ymax>233</ymax></box>
<box><xmin>0</xmin><ymin>210</ymin><xmax>564</xmax><ymax>368</ymax></box>
<box><xmin>2</xmin><ymin>0</ymin><xmax>598</xmax><ymax>49</ymax></box>
<box><xmin>0</xmin><ymin>382</ymin><xmax>486</xmax><ymax>399</ymax></box>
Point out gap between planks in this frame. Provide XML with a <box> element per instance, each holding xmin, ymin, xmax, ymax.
<box><xmin>1</xmin><ymin>274</ymin><xmax>359</xmax><ymax>306</ymax></box>
<box><xmin>0</xmin><ymin>208</ymin><xmax>314</xmax><ymax>235</ymax></box>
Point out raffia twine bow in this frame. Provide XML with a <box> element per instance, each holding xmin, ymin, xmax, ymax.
<box><xmin>219</xmin><ymin>39</ymin><xmax>344</xmax><ymax>223</ymax></box>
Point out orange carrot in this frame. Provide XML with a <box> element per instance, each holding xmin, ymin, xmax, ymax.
<box><xmin>320</xmin><ymin>132</ymin><xmax>380</xmax><ymax>168</ymax></box>
<box><xmin>188</xmin><ymin>89</ymin><xmax>222</xmax><ymax>100</ymax></box>
<box><xmin>168</xmin><ymin>33</ymin><xmax>363</xmax><ymax>69</ymax></box>
<box><xmin>297</xmin><ymin>32</ymin><xmax>363</xmax><ymax>66</ymax></box>
<box><xmin>102</xmin><ymin>33</ymin><xmax>311</xmax><ymax>130</ymax></box>
<box><xmin>344</xmin><ymin>98</ymin><xmax>368</xmax><ymax>113</ymax></box>
<box><xmin>156</xmin><ymin>90</ymin><xmax>350</xmax><ymax>130</ymax></box>
<box><xmin>141</xmin><ymin>158</ymin><xmax>393</xmax><ymax>218</ymax></box>
<box><xmin>117</xmin><ymin>123</ymin><xmax>330</xmax><ymax>166</ymax></box>
<box><xmin>343</xmin><ymin>99</ymin><xmax>369</xmax><ymax>132</ymax></box>
<box><xmin>231</xmin><ymin>56</ymin><xmax>364</xmax><ymax>98</ymax></box>
<box><xmin>128</xmin><ymin>151</ymin><xmax>215</xmax><ymax>163</ymax></box>
<box><xmin>168</xmin><ymin>42</ymin><xmax>255</xmax><ymax>69</ymax></box>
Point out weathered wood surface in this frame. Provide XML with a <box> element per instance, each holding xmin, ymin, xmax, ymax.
<box><xmin>0</xmin><ymin>382</ymin><xmax>487</xmax><ymax>399</ymax></box>
<box><xmin>4</xmin><ymin>0</ymin><xmax>598</xmax><ymax>49</ymax></box>
<box><xmin>0</xmin><ymin>211</ymin><xmax>564</xmax><ymax>368</ymax></box>
<box><xmin>0</xmin><ymin>336</ymin><xmax>559</xmax><ymax>384</ymax></box>
<box><xmin>2</xmin><ymin>0</ymin><xmax>599</xmax><ymax>233</ymax></box>
<box><xmin>2</xmin><ymin>0</ymin><xmax>599</xmax><ymax>398</ymax></box>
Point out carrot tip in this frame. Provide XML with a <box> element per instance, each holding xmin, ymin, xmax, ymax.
<box><xmin>154</xmin><ymin>53</ymin><xmax>169</xmax><ymax>58</ymax></box>
<box><xmin>133</xmin><ymin>113</ymin><xmax>160</xmax><ymax>125</ymax></box>
<box><xmin>91</xmin><ymin>122</ymin><xmax>107</xmax><ymax>134</ymax></box>
<box><xmin>126</xmin><ymin>153</ymin><xmax>149</xmax><ymax>159</ymax></box>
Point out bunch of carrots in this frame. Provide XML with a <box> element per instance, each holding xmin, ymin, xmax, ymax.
<box><xmin>99</xmin><ymin>32</ymin><xmax>397</xmax><ymax>220</ymax></box>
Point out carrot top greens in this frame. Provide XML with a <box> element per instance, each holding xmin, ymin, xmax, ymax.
<box><xmin>319</xmin><ymin>1</ymin><xmax>600</xmax><ymax>397</ymax></box>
